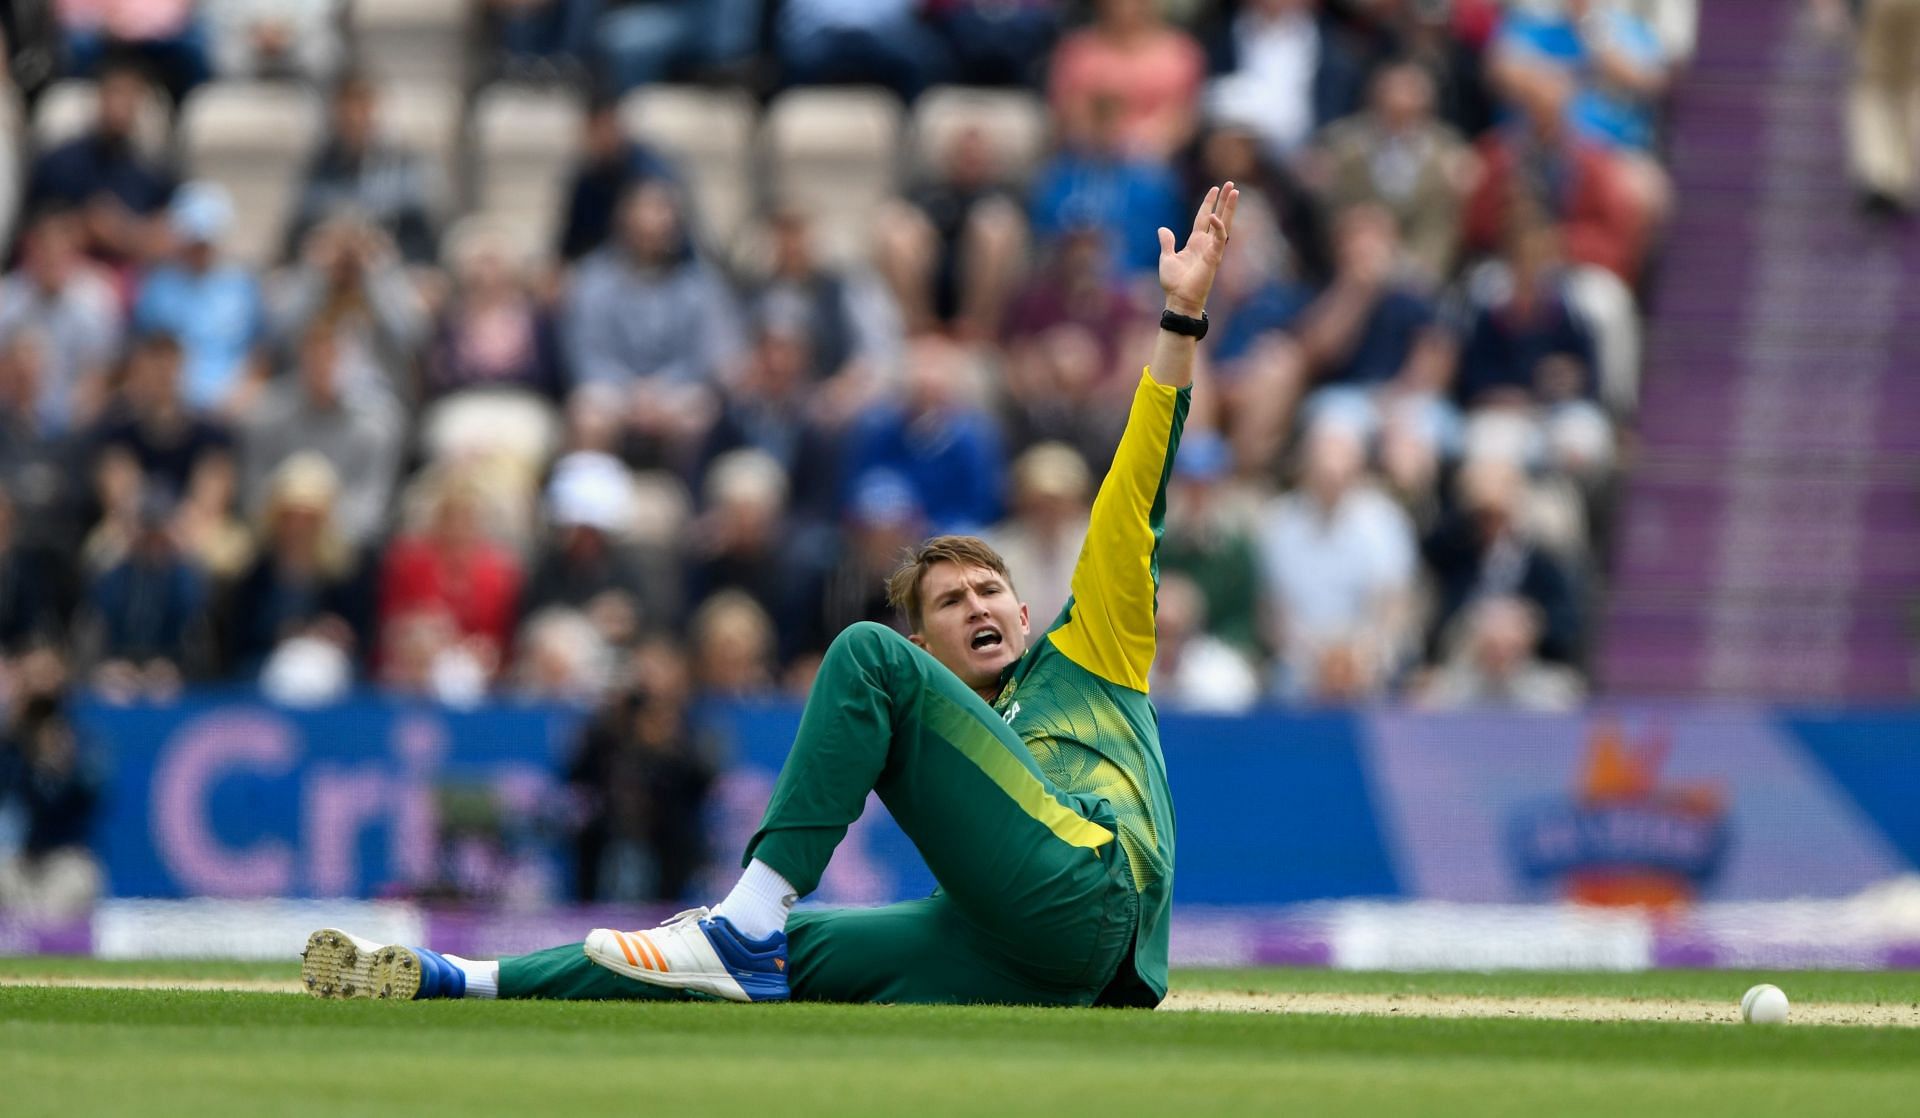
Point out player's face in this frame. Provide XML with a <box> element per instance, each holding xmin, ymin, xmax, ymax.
<box><xmin>911</xmin><ymin>562</ymin><xmax>1031</xmax><ymax>691</ymax></box>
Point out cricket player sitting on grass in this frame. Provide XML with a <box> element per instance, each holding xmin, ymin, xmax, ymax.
<box><xmin>301</xmin><ymin>182</ymin><xmax>1240</xmax><ymax>1008</ymax></box>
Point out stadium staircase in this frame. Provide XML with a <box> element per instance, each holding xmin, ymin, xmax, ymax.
<box><xmin>1598</xmin><ymin>0</ymin><xmax>1920</xmax><ymax>700</ymax></box>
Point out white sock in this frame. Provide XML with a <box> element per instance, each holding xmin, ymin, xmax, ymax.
<box><xmin>712</xmin><ymin>859</ymin><xmax>798</xmax><ymax>941</ymax></box>
<box><xmin>444</xmin><ymin>955</ymin><xmax>499</xmax><ymax>999</ymax></box>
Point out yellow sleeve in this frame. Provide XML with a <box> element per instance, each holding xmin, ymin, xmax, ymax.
<box><xmin>1048</xmin><ymin>369</ymin><xmax>1190</xmax><ymax>692</ymax></box>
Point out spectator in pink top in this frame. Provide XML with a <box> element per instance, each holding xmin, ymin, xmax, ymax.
<box><xmin>58</xmin><ymin>0</ymin><xmax>195</xmax><ymax>44</ymax></box>
<box><xmin>1049</xmin><ymin>0</ymin><xmax>1206</xmax><ymax>161</ymax></box>
<box><xmin>58</xmin><ymin>0</ymin><xmax>209</xmax><ymax>102</ymax></box>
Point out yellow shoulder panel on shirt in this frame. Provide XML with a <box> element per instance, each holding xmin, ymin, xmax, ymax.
<box><xmin>1049</xmin><ymin>369</ymin><xmax>1183</xmax><ymax>693</ymax></box>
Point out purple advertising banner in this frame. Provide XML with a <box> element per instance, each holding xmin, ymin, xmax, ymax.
<box><xmin>75</xmin><ymin>698</ymin><xmax>1920</xmax><ymax>906</ymax></box>
<box><xmin>1362</xmin><ymin>708</ymin><xmax>1911</xmax><ymax>904</ymax></box>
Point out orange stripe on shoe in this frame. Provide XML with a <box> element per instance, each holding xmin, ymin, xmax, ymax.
<box><xmin>633</xmin><ymin>933</ymin><xmax>664</xmax><ymax>975</ymax></box>
<box><xmin>629</xmin><ymin>932</ymin><xmax>656</xmax><ymax>971</ymax></box>
<box><xmin>613</xmin><ymin>931</ymin><xmax>641</xmax><ymax>968</ymax></box>
<box><xmin>639</xmin><ymin>933</ymin><xmax>670</xmax><ymax>973</ymax></box>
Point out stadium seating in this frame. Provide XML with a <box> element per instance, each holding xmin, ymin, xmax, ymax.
<box><xmin>0</xmin><ymin>3</ymin><xmax>1746</xmax><ymax>719</ymax></box>
<box><xmin>416</xmin><ymin>384</ymin><xmax>563</xmax><ymax>552</ymax></box>
<box><xmin>31</xmin><ymin>78</ymin><xmax>173</xmax><ymax>159</ymax></box>
<box><xmin>1599</xmin><ymin>0</ymin><xmax>1920</xmax><ymax>700</ymax></box>
<box><xmin>178</xmin><ymin>83</ymin><xmax>325</xmax><ymax>266</ymax></box>
<box><xmin>910</xmin><ymin>86</ymin><xmax>1050</xmax><ymax>187</ymax></box>
<box><xmin>619</xmin><ymin>84</ymin><xmax>759</xmax><ymax>254</ymax></box>
<box><xmin>469</xmin><ymin>83</ymin><xmax>586</xmax><ymax>261</ymax></box>
<box><xmin>376</xmin><ymin>81</ymin><xmax>466</xmax><ymax>220</ymax></box>
<box><xmin>348</xmin><ymin>0</ymin><xmax>472</xmax><ymax>89</ymax></box>
<box><xmin>762</xmin><ymin>87</ymin><xmax>905</xmax><ymax>264</ymax></box>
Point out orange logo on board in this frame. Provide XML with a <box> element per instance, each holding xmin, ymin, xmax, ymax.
<box><xmin>1507</xmin><ymin>721</ymin><xmax>1730</xmax><ymax>909</ymax></box>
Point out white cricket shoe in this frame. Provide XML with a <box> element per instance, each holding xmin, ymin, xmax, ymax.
<box><xmin>584</xmin><ymin>907</ymin><xmax>790</xmax><ymax>1003</ymax></box>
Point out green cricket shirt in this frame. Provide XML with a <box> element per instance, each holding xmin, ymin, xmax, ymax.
<box><xmin>991</xmin><ymin>369</ymin><xmax>1190</xmax><ymax>1006</ymax></box>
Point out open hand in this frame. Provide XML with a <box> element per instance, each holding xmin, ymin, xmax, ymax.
<box><xmin>1158</xmin><ymin>181</ymin><xmax>1240</xmax><ymax>317</ymax></box>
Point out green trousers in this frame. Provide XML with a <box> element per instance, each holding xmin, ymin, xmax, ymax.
<box><xmin>499</xmin><ymin>622</ymin><xmax>1138</xmax><ymax>1005</ymax></box>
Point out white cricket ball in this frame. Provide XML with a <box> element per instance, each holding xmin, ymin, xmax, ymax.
<box><xmin>1741</xmin><ymin>983</ymin><xmax>1790</xmax><ymax>1025</ymax></box>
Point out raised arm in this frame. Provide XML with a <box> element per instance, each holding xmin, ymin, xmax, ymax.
<box><xmin>1048</xmin><ymin>184</ymin><xmax>1238</xmax><ymax>692</ymax></box>
<box><xmin>1148</xmin><ymin>182</ymin><xmax>1239</xmax><ymax>389</ymax></box>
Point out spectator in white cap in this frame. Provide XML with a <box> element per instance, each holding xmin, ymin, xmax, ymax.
<box><xmin>133</xmin><ymin>181</ymin><xmax>269</xmax><ymax>417</ymax></box>
<box><xmin>519</xmin><ymin>451</ymin><xmax>678</xmax><ymax>650</ymax></box>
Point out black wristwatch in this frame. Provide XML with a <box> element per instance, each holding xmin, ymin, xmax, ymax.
<box><xmin>1159</xmin><ymin>307</ymin><xmax>1209</xmax><ymax>340</ymax></box>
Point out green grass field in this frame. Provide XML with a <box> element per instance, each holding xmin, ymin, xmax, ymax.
<box><xmin>4</xmin><ymin>959</ymin><xmax>1918</xmax><ymax>1117</ymax></box>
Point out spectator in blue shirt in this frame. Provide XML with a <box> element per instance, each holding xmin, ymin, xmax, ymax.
<box><xmin>1497</xmin><ymin>0</ymin><xmax>1671</xmax><ymax>152</ymax></box>
<box><xmin>841</xmin><ymin>336</ymin><xmax>1004</xmax><ymax>533</ymax></box>
<box><xmin>133</xmin><ymin>182</ymin><xmax>268</xmax><ymax>417</ymax></box>
<box><xmin>778</xmin><ymin>0</ymin><xmax>953</xmax><ymax>99</ymax></box>
<box><xmin>1029</xmin><ymin>93</ymin><xmax>1184</xmax><ymax>277</ymax></box>
<box><xmin>598</xmin><ymin>0</ymin><xmax>763</xmax><ymax>92</ymax></box>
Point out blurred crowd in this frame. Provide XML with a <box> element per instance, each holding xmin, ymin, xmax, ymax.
<box><xmin>0</xmin><ymin>1</ymin><xmax>1703</xmax><ymax>905</ymax></box>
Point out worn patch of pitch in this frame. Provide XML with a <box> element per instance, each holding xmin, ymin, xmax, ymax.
<box><xmin>1157</xmin><ymin>988</ymin><xmax>1920</xmax><ymax>1027</ymax></box>
<box><xmin>2</xmin><ymin>975</ymin><xmax>1916</xmax><ymax>1026</ymax></box>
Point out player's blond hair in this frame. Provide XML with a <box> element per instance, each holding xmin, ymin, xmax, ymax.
<box><xmin>885</xmin><ymin>535</ymin><xmax>1016</xmax><ymax>633</ymax></box>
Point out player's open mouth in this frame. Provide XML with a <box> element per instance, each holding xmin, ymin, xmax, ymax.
<box><xmin>970</xmin><ymin>627</ymin><xmax>1003</xmax><ymax>651</ymax></box>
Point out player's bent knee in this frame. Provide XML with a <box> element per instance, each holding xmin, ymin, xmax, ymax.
<box><xmin>827</xmin><ymin>620</ymin><xmax>913</xmax><ymax>664</ymax></box>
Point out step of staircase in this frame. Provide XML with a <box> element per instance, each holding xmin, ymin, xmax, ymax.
<box><xmin>1597</xmin><ymin>0</ymin><xmax>1920</xmax><ymax>700</ymax></box>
